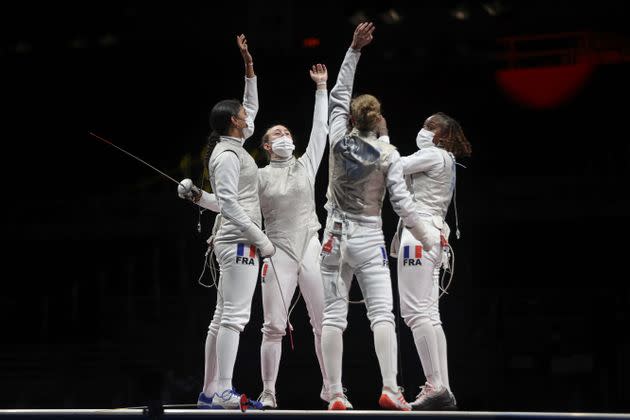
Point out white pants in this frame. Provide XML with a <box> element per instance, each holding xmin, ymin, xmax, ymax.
<box><xmin>202</xmin><ymin>241</ymin><xmax>260</xmax><ymax>396</ymax></box>
<box><xmin>260</xmin><ymin>235</ymin><xmax>327</xmax><ymax>393</ymax></box>
<box><xmin>398</xmin><ymin>224</ymin><xmax>442</xmax><ymax>328</ymax></box>
<box><xmin>320</xmin><ymin>216</ymin><xmax>399</xmax><ymax>394</ymax></box>
<box><xmin>397</xmin><ymin>221</ymin><xmax>451</xmax><ymax>390</ymax></box>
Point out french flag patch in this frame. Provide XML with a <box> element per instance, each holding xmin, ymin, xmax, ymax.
<box><xmin>403</xmin><ymin>245</ymin><xmax>422</xmax><ymax>259</ymax></box>
<box><xmin>237</xmin><ymin>243</ymin><xmax>257</xmax><ymax>258</ymax></box>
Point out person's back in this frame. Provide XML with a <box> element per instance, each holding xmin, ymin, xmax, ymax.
<box><xmin>327</xmin><ymin>128</ymin><xmax>396</xmax><ymax>218</ymax></box>
<box><xmin>319</xmin><ymin>22</ymin><xmax>433</xmax><ymax>412</ymax></box>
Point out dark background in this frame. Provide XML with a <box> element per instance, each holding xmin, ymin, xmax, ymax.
<box><xmin>2</xmin><ymin>0</ymin><xmax>629</xmax><ymax>413</ymax></box>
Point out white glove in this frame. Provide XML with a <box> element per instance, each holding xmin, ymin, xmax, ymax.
<box><xmin>177</xmin><ymin>178</ymin><xmax>202</xmax><ymax>202</ymax></box>
<box><xmin>407</xmin><ymin>221</ymin><xmax>434</xmax><ymax>252</ymax></box>
<box><xmin>242</xmin><ymin>224</ymin><xmax>275</xmax><ymax>258</ymax></box>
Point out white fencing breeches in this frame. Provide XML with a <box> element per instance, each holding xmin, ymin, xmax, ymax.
<box><xmin>397</xmin><ymin>222</ymin><xmax>448</xmax><ymax>389</ymax></box>
<box><xmin>260</xmin><ymin>235</ymin><xmax>327</xmax><ymax>393</ymax></box>
<box><xmin>202</xmin><ymin>241</ymin><xmax>260</xmax><ymax>396</ymax></box>
<box><xmin>320</xmin><ymin>217</ymin><xmax>399</xmax><ymax>394</ymax></box>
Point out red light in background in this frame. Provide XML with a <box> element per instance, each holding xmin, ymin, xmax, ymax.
<box><xmin>303</xmin><ymin>37</ymin><xmax>321</xmax><ymax>48</ymax></box>
<box><xmin>496</xmin><ymin>63</ymin><xmax>594</xmax><ymax>109</ymax></box>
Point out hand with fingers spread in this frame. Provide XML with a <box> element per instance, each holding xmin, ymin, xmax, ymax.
<box><xmin>310</xmin><ymin>63</ymin><xmax>328</xmax><ymax>90</ymax></box>
<box><xmin>350</xmin><ymin>22</ymin><xmax>375</xmax><ymax>50</ymax></box>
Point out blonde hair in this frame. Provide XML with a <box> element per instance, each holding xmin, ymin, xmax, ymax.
<box><xmin>350</xmin><ymin>94</ymin><xmax>381</xmax><ymax>131</ymax></box>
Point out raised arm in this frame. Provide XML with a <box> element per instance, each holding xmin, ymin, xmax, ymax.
<box><xmin>329</xmin><ymin>22</ymin><xmax>375</xmax><ymax>146</ymax></box>
<box><xmin>301</xmin><ymin>64</ymin><xmax>329</xmax><ymax>182</ymax></box>
<box><xmin>237</xmin><ymin>34</ymin><xmax>258</xmax><ymax>139</ymax></box>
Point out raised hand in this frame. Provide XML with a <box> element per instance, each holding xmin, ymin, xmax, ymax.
<box><xmin>309</xmin><ymin>63</ymin><xmax>328</xmax><ymax>88</ymax></box>
<box><xmin>350</xmin><ymin>22</ymin><xmax>375</xmax><ymax>50</ymax></box>
<box><xmin>236</xmin><ymin>34</ymin><xmax>253</xmax><ymax>64</ymax></box>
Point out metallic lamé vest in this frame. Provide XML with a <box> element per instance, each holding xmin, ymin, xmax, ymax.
<box><xmin>327</xmin><ymin>130</ymin><xmax>396</xmax><ymax>217</ymax></box>
<box><xmin>208</xmin><ymin>138</ymin><xmax>261</xmax><ymax>243</ymax></box>
<box><xmin>258</xmin><ymin>157</ymin><xmax>321</xmax><ymax>262</ymax></box>
<box><xmin>405</xmin><ymin>147</ymin><xmax>455</xmax><ymax>219</ymax></box>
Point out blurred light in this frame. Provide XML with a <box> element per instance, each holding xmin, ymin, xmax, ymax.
<box><xmin>381</xmin><ymin>9</ymin><xmax>402</xmax><ymax>24</ymax></box>
<box><xmin>98</xmin><ymin>34</ymin><xmax>118</xmax><ymax>47</ymax></box>
<box><xmin>15</xmin><ymin>41</ymin><xmax>32</xmax><ymax>54</ymax></box>
<box><xmin>69</xmin><ymin>39</ymin><xmax>88</xmax><ymax>49</ymax></box>
<box><xmin>482</xmin><ymin>1</ymin><xmax>505</xmax><ymax>16</ymax></box>
<box><xmin>349</xmin><ymin>10</ymin><xmax>368</xmax><ymax>26</ymax></box>
<box><xmin>451</xmin><ymin>4</ymin><xmax>470</xmax><ymax>20</ymax></box>
<box><xmin>303</xmin><ymin>37</ymin><xmax>321</xmax><ymax>48</ymax></box>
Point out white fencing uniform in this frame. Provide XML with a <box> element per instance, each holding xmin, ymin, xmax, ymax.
<box><xmin>394</xmin><ymin>134</ymin><xmax>456</xmax><ymax>391</ymax></box>
<box><xmin>257</xmin><ymin>88</ymin><xmax>329</xmax><ymax>397</ymax></box>
<box><xmin>320</xmin><ymin>47</ymin><xmax>429</xmax><ymax>397</ymax></box>
<box><xmin>201</xmin><ymin>76</ymin><xmax>269</xmax><ymax>397</ymax></box>
<box><xmin>198</xmin><ymin>89</ymin><xmax>331</xmax><ymax>400</ymax></box>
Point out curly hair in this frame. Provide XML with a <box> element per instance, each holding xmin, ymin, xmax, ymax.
<box><xmin>431</xmin><ymin>112</ymin><xmax>472</xmax><ymax>158</ymax></box>
<box><xmin>350</xmin><ymin>94</ymin><xmax>381</xmax><ymax>131</ymax></box>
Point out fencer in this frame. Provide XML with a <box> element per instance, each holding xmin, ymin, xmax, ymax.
<box><xmin>319</xmin><ymin>22</ymin><xmax>433</xmax><ymax>411</ymax></box>
<box><xmin>392</xmin><ymin>112</ymin><xmax>471</xmax><ymax>410</ymax></box>
<box><xmin>181</xmin><ymin>64</ymin><xmax>338</xmax><ymax>408</ymax></box>
<box><xmin>180</xmin><ymin>34</ymin><xmax>273</xmax><ymax>410</ymax></box>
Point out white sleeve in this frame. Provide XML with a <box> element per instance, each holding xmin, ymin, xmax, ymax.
<box><xmin>196</xmin><ymin>191</ymin><xmax>220</xmax><ymax>213</ymax></box>
<box><xmin>329</xmin><ymin>48</ymin><xmax>361</xmax><ymax>147</ymax></box>
<box><xmin>242</xmin><ymin>76</ymin><xmax>258</xmax><ymax>140</ymax></box>
<box><xmin>212</xmin><ymin>151</ymin><xmax>253</xmax><ymax>231</ymax></box>
<box><xmin>386</xmin><ymin>151</ymin><xmax>421</xmax><ymax>228</ymax></box>
<box><xmin>400</xmin><ymin>148</ymin><xmax>443</xmax><ymax>175</ymax></box>
<box><xmin>301</xmin><ymin>89</ymin><xmax>329</xmax><ymax>182</ymax></box>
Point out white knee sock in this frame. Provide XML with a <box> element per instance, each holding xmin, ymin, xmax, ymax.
<box><xmin>434</xmin><ymin>324</ymin><xmax>450</xmax><ymax>391</ymax></box>
<box><xmin>216</xmin><ymin>326</ymin><xmax>240</xmax><ymax>392</ymax></box>
<box><xmin>321</xmin><ymin>326</ymin><xmax>343</xmax><ymax>395</ymax></box>
<box><xmin>373</xmin><ymin>323</ymin><xmax>398</xmax><ymax>390</ymax></box>
<box><xmin>260</xmin><ymin>337</ymin><xmax>282</xmax><ymax>394</ymax></box>
<box><xmin>202</xmin><ymin>332</ymin><xmax>218</xmax><ymax>396</ymax></box>
<box><xmin>412</xmin><ymin>322</ymin><xmax>443</xmax><ymax>389</ymax></box>
<box><xmin>313</xmin><ymin>332</ymin><xmax>329</xmax><ymax>390</ymax></box>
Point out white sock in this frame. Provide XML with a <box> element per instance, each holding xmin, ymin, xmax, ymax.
<box><xmin>373</xmin><ymin>322</ymin><xmax>398</xmax><ymax>391</ymax></box>
<box><xmin>260</xmin><ymin>337</ymin><xmax>281</xmax><ymax>394</ymax></box>
<box><xmin>202</xmin><ymin>331</ymin><xmax>218</xmax><ymax>396</ymax></box>
<box><xmin>412</xmin><ymin>322</ymin><xmax>443</xmax><ymax>389</ymax></box>
<box><xmin>313</xmin><ymin>332</ymin><xmax>329</xmax><ymax>390</ymax></box>
<box><xmin>435</xmin><ymin>324</ymin><xmax>450</xmax><ymax>391</ymax></box>
<box><xmin>216</xmin><ymin>326</ymin><xmax>240</xmax><ymax>392</ymax></box>
<box><xmin>321</xmin><ymin>326</ymin><xmax>343</xmax><ymax>395</ymax></box>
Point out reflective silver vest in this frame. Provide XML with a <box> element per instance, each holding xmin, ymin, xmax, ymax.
<box><xmin>327</xmin><ymin>130</ymin><xmax>396</xmax><ymax>217</ymax></box>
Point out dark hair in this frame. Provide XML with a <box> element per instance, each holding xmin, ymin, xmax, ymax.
<box><xmin>201</xmin><ymin>99</ymin><xmax>242</xmax><ymax>186</ymax></box>
<box><xmin>432</xmin><ymin>112</ymin><xmax>472</xmax><ymax>158</ymax></box>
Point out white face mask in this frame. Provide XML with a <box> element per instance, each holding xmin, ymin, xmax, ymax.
<box><xmin>416</xmin><ymin>128</ymin><xmax>435</xmax><ymax>149</ymax></box>
<box><xmin>270</xmin><ymin>135</ymin><xmax>295</xmax><ymax>158</ymax></box>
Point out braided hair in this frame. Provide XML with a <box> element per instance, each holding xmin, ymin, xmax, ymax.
<box><xmin>431</xmin><ymin>112</ymin><xmax>472</xmax><ymax>158</ymax></box>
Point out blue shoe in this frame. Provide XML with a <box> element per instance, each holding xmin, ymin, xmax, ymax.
<box><xmin>212</xmin><ymin>389</ymin><xmax>263</xmax><ymax>410</ymax></box>
<box><xmin>197</xmin><ymin>392</ymin><xmax>221</xmax><ymax>409</ymax></box>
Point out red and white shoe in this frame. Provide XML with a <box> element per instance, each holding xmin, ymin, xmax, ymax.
<box><xmin>328</xmin><ymin>392</ymin><xmax>353</xmax><ymax>410</ymax></box>
<box><xmin>379</xmin><ymin>387</ymin><xmax>411</xmax><ymax>411</ymax></box>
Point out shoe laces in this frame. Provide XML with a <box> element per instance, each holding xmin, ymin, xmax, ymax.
<box><xmin>216</xmin><ymin>388</ymin><xmax>239</xmax><ymax>402</ymax></box>
<box><xmin>257</xmin><ymin>390</ymin><xmax>275</xmax><ymax>402</ymax></box>
<box><xmin>415</xmin><ymin>382</ymin><xmax>435</xmax><ymax>399</ymax></box>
